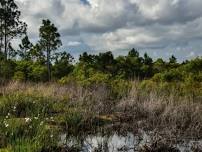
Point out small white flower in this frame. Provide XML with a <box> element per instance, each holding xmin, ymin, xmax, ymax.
<box><xmin>34</xmin><ymin>117</ymin><xmax>38</xmax><ymax>120</ymax></box>
<box><xmin>5</xmin><ymin>123</ymin><xmax>9</xmax><ymax>128</ymax></box>
<box><xmin>4</xmin><ymin>120</ymin><xmax>9</xmax><ymax>128</ymax></box>
<box><xmin>50</xmin><ymin>134</ymin><xmax>53</xmax><ymax>138</ymax></box>
<box><xmin>40</xmin><ymin>121</ymin><xmax>44</xmax><ymax>126</ymax></box>
<box><xmin>25</xmin><ymin>118</ymin><xmax>31</xmax><ymax>123</ymax></box>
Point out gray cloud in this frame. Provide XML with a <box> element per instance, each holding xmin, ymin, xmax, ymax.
<box><xmin>15</xmin><ymin>0</ymin><xmax>202</xmax><ymax>61</ymax></box>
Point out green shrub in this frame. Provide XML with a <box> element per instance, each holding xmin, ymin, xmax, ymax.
<box><xmin>58</xmin><ymin>75</ymin><xmax>76</xmax><ymax>85</ymax></box>
<box><xmin>29</xmin><ymin>64</ymin><xmax>47</xmax><ymax>82</ymax></box>
<box><xmin>140</xmin><ymin>80</ymin><xmax>157</xmax><ymax>91</ymax></box>
<box><xmin>0</xmin><ymin>60</ymin><xmax>16</xmax><ymax>82</ymax></box>
<box><xmin>13</xmin><ymin>71</ymin><xmax>25</xmax><ymax>81</ymax></box>
<box><xmin>152</xmin><ymin>69</ymin><xmax>185</xmax><ymax>82</ymax></box>
<box><xmin>110</xmin><ymin>78</ymin><xmax>131</xmax><ymax>98</ymax></box>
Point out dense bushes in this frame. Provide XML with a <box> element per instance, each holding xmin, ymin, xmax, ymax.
<box><xmin>12</xmin><ymin>61</ymin><xmax>48</xmax><ymax>82</ymax></box>
<box><xmin>0</xmin><ymin>39</ymin><xmax>202</xmax><ymax>91</ymax></box>
<box><xmin>1</xmin><ymin>49</ymin><xmax>202</xmax><ymax>85</ymax></box>
<box><xmin>0</xmin><ymin>60</ymin><xmax>16</xmax><ymax>83</ymax></box>
<box><xmin>59</xmin><ymin>68</ymin><xmax>131</xmax><ymax>98</ymax></box>
<box><xmin>151</xmin><ymin>57</ymin><xmax>202</xmax><ymax>84</ymax></box>
<box><xmin>152</xmin><ymin>69</ymin><xmax>184</xmax><ymax>82</ymax></box>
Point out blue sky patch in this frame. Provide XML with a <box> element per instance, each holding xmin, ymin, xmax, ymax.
<box><xmin>80</xmin><ymin>0</ymin><xmax>90</xmax><ymax>5</ymax></box>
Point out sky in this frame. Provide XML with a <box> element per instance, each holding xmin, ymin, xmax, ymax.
<box><xmin>15</xmin><ymin>0</ymin><xmax>202</xmax><ymax>61</ymax></box>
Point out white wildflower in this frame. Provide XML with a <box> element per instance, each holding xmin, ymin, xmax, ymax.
<box><xmin>4</xmin><ymin>120</ymin><xmax>9</xmax><ymax>128</ymax></box>
<box><xmin>25</xmin><ymin>118</ymin><xmax>31</xmax><ymax>123</ymax></box>
<box><xmin>5</xmin><ymin>123</ymin><xmax>9</xmax><ymax>128</ymax></box>
<box><xmin>13</xmin><ymin>106</ymin><xmax>16</xmax><ymax>111</ymax></box>
<box><xmin>40</xmin><ymin>121</ymin><xmax>44</xmax><ymax>126</ymax></box>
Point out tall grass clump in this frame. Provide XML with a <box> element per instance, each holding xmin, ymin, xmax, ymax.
<box><xmin>116</xmin><ymin>80</ymin><xmax>202</xmax><ymax>139</ymax></box>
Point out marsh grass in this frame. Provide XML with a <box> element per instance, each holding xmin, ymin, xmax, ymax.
<box><xmin>116</xmin><ymin>81</ymin><xmax>202</xmax><ymax>139</ymax></box>
<box><xmin>0</xmin><ymin>81</ymin><xmax>201</xmax><ymax>151</ymax></box>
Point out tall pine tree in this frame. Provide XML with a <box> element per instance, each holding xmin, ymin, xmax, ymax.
<box><xmin>39</xmin><ymin>19</ymin><xmax>62</xmax><ymax>81</ymax></box>
<box><xmin>0</xmin><ymin>0</ymin><xmax>27</xmax><ymax>60</ymax></box>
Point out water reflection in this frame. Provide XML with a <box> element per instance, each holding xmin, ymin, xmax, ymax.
<box><xmin>60</xmin><ymin>130</ymin><xmax>202</xmax><ymax>152</ymax></box>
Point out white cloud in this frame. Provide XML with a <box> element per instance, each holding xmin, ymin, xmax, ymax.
<box><xmin>15</xmin><ymin>0</ymin><xmax>202</xmax><ymax>60</ymax></box>
<box><xmin>67</xmin><ymin>41</ymin><xmax>81</xmax><ymax>46</ymax></box>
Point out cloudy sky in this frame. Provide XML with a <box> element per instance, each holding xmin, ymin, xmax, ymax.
<box><xmin>15</xmin><ymin>0</ymin><xmax>202</xmax><ymax>61</ymax></box>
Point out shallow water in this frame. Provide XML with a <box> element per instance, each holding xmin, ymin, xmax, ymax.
<box><xmin>60</xmin><ymin>130</ymin><xmax>202</xmax><ymax>152</ymax></box>
<box><xmin>177</xmin><ymin>140</ymin><xmax>202</xmax><ymax>152</ymax></box>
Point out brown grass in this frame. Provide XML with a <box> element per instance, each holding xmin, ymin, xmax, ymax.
<box><xmin>116</xmin><ymin>81</ymin><xmax>202</xmax><ymax>140</ymax></box>
<box><xmin>0</xmin><ymin>80</ymin><xmax>201</xmax><ymax>140</ymax></box>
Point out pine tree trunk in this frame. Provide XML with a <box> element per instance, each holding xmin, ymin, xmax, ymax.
<box><xmin>0</xmin><ymin>35</ymin><xmax>2</xmax><ymax>54</ymax></box>
<box><xmin>0</xmin><ymin>20</ymin><xmax>2</xmax><ymax>54</ymax></box>
<box><xmin>3</xmin><ymin>3</ymin><xmax>7</xmax><ymax>60</ymax></box>
<box><xmin>4</xmin><ymin>30</ymin><xmax>7</xmax><ymax>60</ymax></box>
<box><xmin>47</xmin><ymin>49</ymin><xmax>51</xmax><ymax>81</ymax></box>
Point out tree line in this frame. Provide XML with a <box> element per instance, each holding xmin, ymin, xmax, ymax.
<box><xmin>0</xmin><ymin>0</ymin><xmax>202</xmax><ymax>84</ymax></box>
